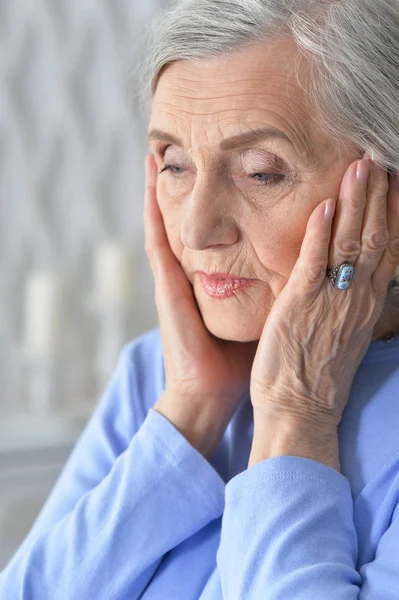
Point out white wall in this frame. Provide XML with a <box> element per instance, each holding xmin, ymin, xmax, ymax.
<box><xmin>0</xmin><ymin>0</ymin><xmax>173</xmax><ymax>412</ymax></box>
<box><xmin>0</xmin><ymin>0</ymin><xmax>169</xmax><ymax>569</ymax></box>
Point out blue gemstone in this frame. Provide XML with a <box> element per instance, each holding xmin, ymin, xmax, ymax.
<box><xmin>337</xmin><ymin>265</ymin><xmax>354</xmax><ymax>290</ymax></box>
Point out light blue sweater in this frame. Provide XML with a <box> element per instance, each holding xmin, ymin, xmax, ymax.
<box><xmin>1</xmin><ymin>327</ymin><xmax>399</xmax><ymax>599</ymax></box>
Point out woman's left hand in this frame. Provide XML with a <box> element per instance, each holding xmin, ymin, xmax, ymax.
<box><xmin>250</xmin><ymin>154</ymin><xmax>399</xmax><ymax>430</ymax></box>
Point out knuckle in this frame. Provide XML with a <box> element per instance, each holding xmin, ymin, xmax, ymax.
<box><xmin>303</xmin><ymin>261</ymin><xmax>326</xmax><ymax>284</ymax></box>
<box><xmin>334</xmin><ymin>238</ymin><xmax>361</xmax><ymax>259</ymax></box>
<box><xmin>373</xmin><ymin>173</ymin><xmax>390</xmax><ymax>195</ymax></box>
<box><xmin>372</xmin><ymin>189</ymin><xmax>389</xmax><ymax>204</ymax></box>
<box><xmin>362</xmin><ymin>228</ymin><xmax>390</xmax><ymax>253</ymax></box>
<box><xmin>346</xmin><ymin>195</ymin><xmax>366</xmax><ymax>212</ymax></box>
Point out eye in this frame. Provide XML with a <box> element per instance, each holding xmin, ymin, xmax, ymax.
<box><xmin>158</xmin><ymin>164</ymin><xmax>285</xmax><ymax>186</ymax></box>
<box><xmin>159</xmin><ymin>164</ymin><xmax>185</xmax><ymax>175</ymax></box>
<box><xmin>251</xmin><ymin>173</ymin><xmax>285</xmax><ymax>185</ymax></box>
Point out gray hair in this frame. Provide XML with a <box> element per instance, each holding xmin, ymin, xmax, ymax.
<box><xmin>131</xmin><ymin>0</ymin><xmax>399</xmax><ymax>281</ymax></box>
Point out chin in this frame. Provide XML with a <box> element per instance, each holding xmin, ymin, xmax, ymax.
<box><xmin>198</xmin><ymin>298</ymin><xmax>265</xmax><ymax>342</ymax></box>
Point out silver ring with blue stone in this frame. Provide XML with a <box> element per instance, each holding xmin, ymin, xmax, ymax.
<box><xmin>326</xmin><ymin>262</ymin><xmax>355</xmax><ymax>290</ymax></box>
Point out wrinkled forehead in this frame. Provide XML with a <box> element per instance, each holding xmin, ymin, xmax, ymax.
<box><xmin>150</xmin><ymin>37</ymin><xmax>318</xmax><ymax>158</ymax></box>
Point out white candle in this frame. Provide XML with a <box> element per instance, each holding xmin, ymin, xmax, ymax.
<box><xmin>23</xmin><ymin>271</ymin><xmax>65</xmax><ymax>358</ymax></box>
<box><xmin>93</xmin><ymin>242</ymin><xmax>134</xmax><ymax>306</ymax></box>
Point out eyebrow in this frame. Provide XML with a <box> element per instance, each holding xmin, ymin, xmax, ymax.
<box><xmin>148</xmin><ymin>127</ymin><xmax>294</xmax><ymax>151</ymax></box>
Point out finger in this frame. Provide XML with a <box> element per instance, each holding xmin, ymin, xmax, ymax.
<box><xmin>144</xmin><ymin>154</ymin><xmax>185</xmax><ymax>289</ymax></box>
<box><xmin>144</xmin><ymin>154</ymin><xmax>172</xmax><ymax>269</ymax></box>
<box><xmin>372</xmin><ymin>171</ymin><xmax>399</xmax><ymax>292</ymax></box>
<box><xmin>328</xmin><ymin>158</ymin><xmax>368</xmax><ymax>277</ymax></box>
<box><xmin>356</xmin><ymin>160</ymin><xmax>390</xmax><ymax>276</ymax></box>
<box><xmin>143</xmin><ymin>154</ymin><xmax>205</xmax><ymax>344</ymax></box>
<box><xmin>289</xmin><ymin>196</ymin><xmax>336</xmax><ymax>299</ymax></box>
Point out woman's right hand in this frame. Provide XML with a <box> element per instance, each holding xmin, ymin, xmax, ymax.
<box><xmin>144</xmin><ymin>153</ymin><xmax>258</xmax><ymax>459</ymax></box>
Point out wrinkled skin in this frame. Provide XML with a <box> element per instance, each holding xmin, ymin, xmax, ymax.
<box><xmin>249</xmin><ymin>158</ymin><xmax>399</xmax><ymax>425</ymax></box>
<box><xmin>147</xmin><ymin>36</ymin><xmax>399</xmax><ymax>426</ymax></box>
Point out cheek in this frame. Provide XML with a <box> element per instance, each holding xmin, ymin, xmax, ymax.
<box><xmin>157</xmin><ymin>177</ymin><xmax>317</xmax><ymax>278</ymax></box>
<box><xmin>158</xmin><ymin>174</ymin><xmax>193</xmax><ymax>201</ymax></box>
<box><xmin>250</xmin><ymin>205</ymin><xmax>311</xmax><ymax>276</ymax></box>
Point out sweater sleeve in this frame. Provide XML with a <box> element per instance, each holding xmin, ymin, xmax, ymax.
<box><xmin>215</xmin><ymin>455</ymin><xmax>399</xmax><ymax>599</ymax></box>
<box><xmin>0</xmin><ymin>339</ymin><xmax>226</xmax><ymax>599</ymax></box>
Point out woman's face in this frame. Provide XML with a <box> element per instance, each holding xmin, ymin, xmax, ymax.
<box><xmin>148</xmin><ymin>37</ymin><xmax>360</xmax><ymax>342</ymax></box>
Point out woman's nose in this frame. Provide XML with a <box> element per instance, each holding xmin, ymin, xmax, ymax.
<box><xmin>180</xmin><ymin>181</ymin><xmax>239</xmax><ymax>250</ymax></box>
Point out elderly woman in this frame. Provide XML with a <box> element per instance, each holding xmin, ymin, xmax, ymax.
<box><xmin>1</xmin><ymin>0</ymin><xmax>399</xmax><ymax>598</ymax></box>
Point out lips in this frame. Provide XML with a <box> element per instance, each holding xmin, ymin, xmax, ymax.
<box><xmin>196</xmin><ymin>271</ymin><xmax>255</xmax><ymax>299</ymax></box>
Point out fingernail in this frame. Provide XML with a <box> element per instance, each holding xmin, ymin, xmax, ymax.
<box><xmin>324</xmin><ymin>197</ymin><xmax>336</xmax><ymax>220</ymax></box>
<box><xmin>363</xmin><ymin>151</ymin><xmax>376</xmax><ymax>167</ymax></box>
<box><xmin>356</xmin><ymin>160</ymin><xmax>370</xmax><ymax>183</ymax></box>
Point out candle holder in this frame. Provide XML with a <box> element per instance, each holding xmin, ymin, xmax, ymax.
<box><xmin>84</xmin><ymin>241</ymin><xmax>136</xmax><ymax>398</ymax></box>
<box><xmin>19</xmin><ymin>270</ymin><xmax>70</xmax><ymax>420</ymax></box>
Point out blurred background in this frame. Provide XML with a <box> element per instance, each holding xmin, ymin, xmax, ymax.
<box><xmin>0</xmin><ymin>0</ymin><xmax>168</xmax><ymax>568</ymax></box>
